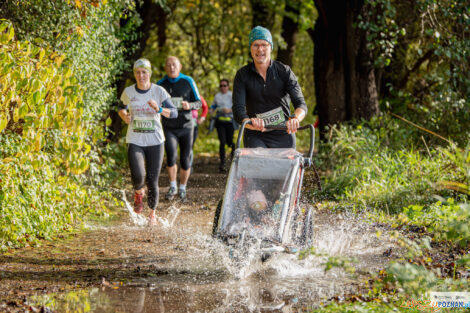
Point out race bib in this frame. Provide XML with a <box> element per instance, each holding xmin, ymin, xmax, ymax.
<box><xmin>256</xmin><ymin>107</ymin><xmax>285</xmax><ymax>126</ymax></box>
<box><xmin>133</xmin><ymin>117</ymin><xmax>156</xmax><ymax>133</ymax></box>
<box><xmin>171</xmin><ymin>97</ymin><xmax>183</xmax><ymax>109</ymax></box>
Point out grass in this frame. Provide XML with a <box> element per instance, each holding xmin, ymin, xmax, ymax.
<box><xmin>302</xmin><ymin>115</ymin><xmax>469</xmax><ymax>312</ymax></box>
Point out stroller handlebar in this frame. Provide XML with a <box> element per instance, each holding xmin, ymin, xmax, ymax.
<box><xmin>235</xmin><ymin>120</ymin><xmax>315</xmax><ymax>162</ymax></box>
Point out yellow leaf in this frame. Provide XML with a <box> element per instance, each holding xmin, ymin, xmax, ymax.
<box><xmin>13</xmin><ymin>107</ymin><xmax>19</xmax><ymax>122</ymax></box>
<box><xmin>38</xmin><ymin>49</ymin><xmax>45</xmax><ymax>61</ymax></box>
<box><xmin>0</xmin><ymin>117</ymin><xmax>6</xmax><ymax>132</ymax></box>
<box><xmin>63</xmin><ymin>67</ymin><xmax>72</xmax><ymax>78</ymax></box>
<box><xmin>34</xmin><ymin>135</ymin><xmax>42</xmax><ymax>151</ymax></box>
<box><xmin>75</xmin><ymin>0</ymin><xmax>82</xmax><ymax>9</ymax></box>
<box><xmin>32</xmin><ymin>159</ymin><xmax>40</xmax><ymax>170</ymax></box>
<box><xmin>7</xmin><ymin>25</ymin><xmax>14</xmax><ymax>42</ymax></box>
<box><xmin>75</xmin><ymin>26</ymin><xmax>83</xmax><ymax>37</ymax></box>
<box><xmin>84</xmin><ymin>143</ymin><xmax>91</xmax><ymax>155</ymax></box>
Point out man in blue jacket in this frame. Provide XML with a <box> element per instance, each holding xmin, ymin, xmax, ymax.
<box><xmin>232</xmin><ymin>26</ymin><xmax>308</xmax><ymax>148</ymax></box>
<box><xmin>158</xmin><ymin>56</ymin><xmax>202</xmax><ymax>201</ymax></box>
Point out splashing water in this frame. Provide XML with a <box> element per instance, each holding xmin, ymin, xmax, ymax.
<box><xmin>121</xmin><ymin>190</ymin><xmax>181</xmax><ymax>228</ymax></box>
<box><xmin>156</xmin><ymin>205</ymin><xmax>180</xmax><ymax>228</ymax></box>
<box><xmin>121</xmin><ymin>190</ymin><xmax>147</xmax><ymax>226</ymax></box>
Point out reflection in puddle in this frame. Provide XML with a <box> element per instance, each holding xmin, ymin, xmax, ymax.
<box><xmin>32</xmin><ymin>274</ymin><xmax>358</xmax><ymax>312</ymax></box>
<box><xmin>31</xmin><ymin>205</ymin><xmax>395</xmax><ymax>312</ymax></box>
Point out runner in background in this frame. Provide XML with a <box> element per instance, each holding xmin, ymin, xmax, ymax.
<box><xmin>157</xmin><ymin>56</ymin><xmax>202</xmax><ymax>202</ymax></box>
<box><xmin>210</xmin><ymin>79</ymin><xmax>235</xmax><ymax>172</ymax></box>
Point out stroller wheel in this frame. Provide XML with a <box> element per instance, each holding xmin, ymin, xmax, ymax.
<box><xmin>300</xmin><ymin>206</ymin><xmax>314</xmax><ymax>248</ymax></box>
<box><xmin>212</xmin><ymin>199</ymin><xmax>223</xmax><ymax>237</ymax></box>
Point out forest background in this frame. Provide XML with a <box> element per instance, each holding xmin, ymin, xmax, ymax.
<box><xmin>0</xmin><ymin>0</ymin><xmax>468</xmax><ymax>311</ymax></box>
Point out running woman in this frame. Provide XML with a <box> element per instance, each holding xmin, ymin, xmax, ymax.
<box><xmin>118</xmin><ymin>58</ymin><xmax>177</xmax><ymax>225</ymax></box>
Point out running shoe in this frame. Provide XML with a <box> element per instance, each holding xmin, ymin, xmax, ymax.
<box><xmin>178</xmin><ymin>189</ymin><xmax>187</xmax><ymax>202</ymax></box>
<box><xmin>165</xmin><ymin>186</ymin><xmax>177</xmax><ymax>200</ymax></box>
<box><xmin>134</xmin><ymin>191</ymin><xmax>144</xmax><ymax>214</ymax></box>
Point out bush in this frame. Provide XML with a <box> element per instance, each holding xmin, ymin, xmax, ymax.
<box><xmin>0</xmin><ymin>0</ymin><xmax>135</xmax><ymax>250</ymax></box>
<box><xmin>317</xmin><ymin>116</ymin><xmax>468</xmax><ymax>213</ymax></box>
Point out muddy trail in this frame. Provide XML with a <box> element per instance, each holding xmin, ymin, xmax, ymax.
<box><xmin>0</xmin><ymin>156</ymin><xmax>398</xmax><ymax>312</ymax></box>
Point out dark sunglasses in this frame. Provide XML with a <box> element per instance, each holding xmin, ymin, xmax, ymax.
<box><xmin>219</xmin><ymin>84</ymin><xmax>228</xmax><ymax>87</ymax></box>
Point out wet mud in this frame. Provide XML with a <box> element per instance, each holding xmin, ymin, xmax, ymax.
<box><xmin>0</xmin><ymin>156</ymin><xmax>398</xmax><ymax>312</ymax></box>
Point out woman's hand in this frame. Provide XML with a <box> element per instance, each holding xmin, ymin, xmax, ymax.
<box><xmin>147</xmin><ymin>100</ymin><xmax>160</xmax><ymax>112</ymax></box>
<box><xmin>118</xmin><ymin>109</ymin><xmax>131</xmax><ymax>124</ymax></box>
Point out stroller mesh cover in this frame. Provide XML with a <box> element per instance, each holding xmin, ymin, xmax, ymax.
<box><xmin>219</xmin><ymin>148</ymin><xmax>303</xmax><ymax>242</ymax></box>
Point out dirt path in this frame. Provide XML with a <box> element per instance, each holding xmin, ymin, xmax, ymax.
<box><xmin>0</xmin><ymin>156</ymin><xmax>227</xmax><ymax>309</ymax></box>
<box><xmin>0</xmin><ymin>156</ymin><xmax>398</xmax><ymax>312</ymax></box>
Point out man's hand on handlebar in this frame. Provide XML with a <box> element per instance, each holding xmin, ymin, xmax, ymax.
<box><xmin>245</xmin><ymin>118</ymin><xmax>265</xmax><ymax>132</ymax></box>
<box><xmin>286</xmin><ymin>116</ymin><xmax>300</xmax><ymax>134</ymax></box>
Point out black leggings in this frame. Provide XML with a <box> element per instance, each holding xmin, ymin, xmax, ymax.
<box><xmin>192</xmin><ymin>124</ymin><xmax>199</xmax><ymax>149</ymax></box>
<box><xmin>128</xmin><ymin>143</ymin><xmax>164</xmax><ymax>210</ymax></box>
<box><xmin>164</xmin><ymin>127</ymin><xmax>193</xmax><ymax>170</ymax></box>
<box><xmin>215</xmin><ymin>120</ymin><xmax>235</xmax><ymax>164</ymax></box>
<box><xmin>189</xmin><ymin>124</ymin><xmax>199</xmax><ymax>167</ymax></box>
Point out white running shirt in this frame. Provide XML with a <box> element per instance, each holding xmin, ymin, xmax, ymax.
<box><xmin>121</xmin><ymin>84</ymin><xmax>170</xmax><ymax>146</ymax></box>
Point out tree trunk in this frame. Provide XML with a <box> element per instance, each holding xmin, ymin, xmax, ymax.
<box><xmin>277</xmin><ymin>0</ymin><xmax>300</xmax><ymax>67</ymax></box>
<box><xmin>250</xmin><ymin>0</ymin><xmax>275</xmax><ymax>29</ymax></box>
<box><xmin>347</xmin><ymin>1</ymin><xmax>379</xmax><ymax>120</ymax></box>
<box><xmin>312</xmin><ymin>0</ymin><xmax>379</xmax><ymax>137</ymax></box>
<box><xmin>311</xmin><ymin>0</ymin><xmax>348</xmax><ymax>134</ymax></box>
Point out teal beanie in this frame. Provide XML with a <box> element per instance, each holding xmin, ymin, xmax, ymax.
<box><xmin>249</xmin><ymin>26</ymin><xmax>273</xmax><ymax>49</ymax></box>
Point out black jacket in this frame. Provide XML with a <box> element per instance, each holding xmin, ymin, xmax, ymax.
<box><xmin>232</xmin><ymin>60</ymin><xmax>307</xmax><ymax>125</ymax></box>
<box><xmin>157</xmin><ymin>73</ymin><xmax>201</xmax><ymax>129</ymax></box>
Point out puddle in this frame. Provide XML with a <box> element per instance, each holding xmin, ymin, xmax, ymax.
<box><xmin>29</xmin><ymin>201</ymin><xmax>396</xmax><ymax>312</ymax></box>
<box><xmin>31</xmin><ymin>275</ymin><xmax>359</xmax><ymax>312</ymax></box>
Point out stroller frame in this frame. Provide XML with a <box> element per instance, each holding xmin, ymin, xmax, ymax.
<box><xmin>212</xmin><ymin>121</ymin><xmax>317</xmax><ymax>256</ymax></box>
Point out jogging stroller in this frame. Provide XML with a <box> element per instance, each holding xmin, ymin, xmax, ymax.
<box><xmin>212</xmin><ymin>120</ymin><xmax>319</xmax><ymax>260</ymax></box>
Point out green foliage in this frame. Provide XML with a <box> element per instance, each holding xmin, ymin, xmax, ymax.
<box><xmin>147</xmin><ymin>0</ymin><xmax>252</xmax><ymax>98</ymax></box>
<box><xmin>318</xmin><ymin>116</ymin><xmax>467</xmax><ymax>213</ymax></box>
<box><xmin>357</xmin><ymin>0</ymin><xmax>404</xmax><ymax>68</ymax></box>
<box><xmin>143</xmin><ymin>0</ymin><xmax>316</xmax><ymax>114</ymax></box>
<box><xmin>310</xmin><ymin>236</ymin><xmax>469</xmax><ymax>312</ymax></box>
<box><xmin>1</xmin><ymin>0</ymin><xmax>136</xmax><ymax>134</ymax></box>
<box><xmin>0</xmin><ymin>0</ymin><xmax>135</xmax><ymax>250</ymax></box>
<box><xmin>362</xmin><ymin>0</ymin><xmax>469</xmax><ymax>144</ymax></box>
<box><xmin>399</xmin><ymin>200</ymin><xmax>470</xmax><ymax>246</ymax></box>
<box><xmin>0</xmin><ymin>19</ymin><xmax>88</xmax><ymax>173</ymax></box>
<box><xmin>313</xmin><ymin>114</ymin><xmax>469</xmax><ymax>311</ymax></box>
